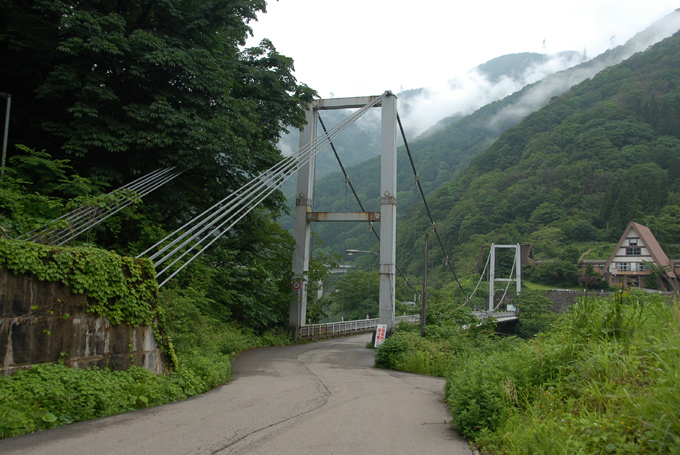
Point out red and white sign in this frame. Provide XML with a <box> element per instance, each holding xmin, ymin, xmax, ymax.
<box><xmin>374</xmin><ymin>324</ymin><xmax>387</xmax><ymax>347</ymax></box>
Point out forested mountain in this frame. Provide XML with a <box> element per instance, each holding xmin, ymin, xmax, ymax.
<box><xmin>277</xmin><ymin>50</ymin><xmax>583</xmax><ymax>178</ymax></box>
<box><xmin>396</xmin><ymin>28</ymin><xmax>680</xmax><ymax>283</ymax></box>
<box><xmin>299</xmin><ymin>10</ymin><xmax>680</xmax><ymax>275</ymax></box>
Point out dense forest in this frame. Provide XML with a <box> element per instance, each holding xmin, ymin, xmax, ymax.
<box><xmin>302</xmin><ymin>19</ymin><xmax>680</xmax><ymax>296</ymax></box>
<box><xmin>397</xmin><ymin>29</ymin><xmax>680</xmax><ymax>286</ymax></box>
<box><xmin>0</xmin><ymin>0</ymin><xmax>319</xmax><ymax>330</ymax></box>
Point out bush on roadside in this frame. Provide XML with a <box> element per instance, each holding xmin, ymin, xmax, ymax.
<box><xmin>0</xmin><ymin>287</ymin><xmax>291</xmax><ymax>439</ymax></box>
<box><xmin>446</xmin><ymin>291</ymin><xmax>680</xmax><ymax>454</ymax></box>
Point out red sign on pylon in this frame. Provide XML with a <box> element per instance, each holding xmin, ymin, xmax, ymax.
<box><xmin>375</xmin><ymin>324</ymin><xmax>387</xmax><ymax>347</ymax></box>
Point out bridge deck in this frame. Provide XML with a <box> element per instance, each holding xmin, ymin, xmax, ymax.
<box><xmin>298</xmin><ymin>312</ymin><xmax>517</xmax><ymax>338</ymax></box>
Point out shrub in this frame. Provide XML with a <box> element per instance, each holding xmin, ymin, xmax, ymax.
<box><xmin>449</xmin><ymin>293</ymin><xmax>680</xmax><ymax>454</ymax></box>
<box><xmin>374</xmin><ymin>331</ymin><xmax>416</xmax><ymax>369</ymax></box>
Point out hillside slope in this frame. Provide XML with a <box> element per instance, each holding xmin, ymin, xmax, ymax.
<box><xmin>288</xmin><ymin>10</ymin><xmax>680</xmax><ymax>264</ymax></box>
<box><xmin>397</xmin><ymin>30</ymin><xmax>680</xmax><ymax>280</ymax></box>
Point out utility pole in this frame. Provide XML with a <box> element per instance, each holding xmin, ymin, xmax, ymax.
<box><xmin>420</xmin><ymin>234</ymin><xmax>428</xmax><ymax>337</ymax></box>
<box><xmin>1</xmin><ymin>92</ymin><xmax>11</xmax><ymax>177</ymax></box>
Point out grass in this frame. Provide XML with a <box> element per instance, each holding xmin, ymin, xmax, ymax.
<box><xmin>0</xmin><ymin>288</ymin><xmax>292</xmax><ymax>439</ymax></box>
<box><xmin>522</xmin><ymin>280</ymin><xmax>582</xmax><ymax>291</ymax></box>
<box><xmin>375</xmin><ymin>290</ymin><xmax>680</xmax><ymax>454</ymax></box>
<box><xmin>451</xmin><ymin>291</ymin><xmax>680</xmax><ymax>454</ymax></box>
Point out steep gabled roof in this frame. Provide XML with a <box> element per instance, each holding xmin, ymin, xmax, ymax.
<box><xmin>605</xmin><ymin>222</ymin><xmax>679</xmax><ymax>289</ymax></box>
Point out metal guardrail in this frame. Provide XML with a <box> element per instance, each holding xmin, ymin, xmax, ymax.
<box><xmin>299</xmin><ymin>315</ymin><xmax>420</xmax><ymax>338</ymax></box>
<box><xmin>297</xmin><ymin>312</ymin><xmax>519</xmax><ymax>338</ymax></box>
<box><xmin>473</xmin><ymin>311</ymin><xmax>518</xmax><ymax>322</ymax></box>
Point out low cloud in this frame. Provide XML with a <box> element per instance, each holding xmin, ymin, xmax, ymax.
<box><xmin>398</xmin><ymin>52</ymin><xmax>583</xmax><ymax>137</ymax></box>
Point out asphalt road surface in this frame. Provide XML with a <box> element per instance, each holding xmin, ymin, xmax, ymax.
<box><xmin>0</xmin><ymin>333</ymin><xmax>472</xmax><ymax>454</ymax></box>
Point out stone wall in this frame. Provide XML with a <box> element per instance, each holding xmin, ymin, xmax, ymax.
<box><xmin>544</xmin><ymin>290</ymin><xmax>614</xmax><ymax>313</ymax></box>
<box><xmin>1</xmin><ymin>268</ymin><xmax>167</xmax><ymax>376</ymax></box>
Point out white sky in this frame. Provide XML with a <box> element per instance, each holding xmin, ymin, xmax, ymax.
<box><xmin>246</xmin><ymin>1</ymin><xmax>679</xmax><ymax>98</ymax></box>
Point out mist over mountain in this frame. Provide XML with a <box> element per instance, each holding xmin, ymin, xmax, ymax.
<box><xmin>277</xmin><ymin>49</ymin><xmax>585</xmax><ymax>176</ymax></box>
<box><xmin>280</xmin><ymin>9</ymin><xmax>680</xmax><ymax>272</ymax></box>
<box><xmin>278</xmin><ymin>8</ymin><xmax>680</xmax><ymax>181</ymax></box>
<box><xmin>396</xmin><ymin>26</ymin><xmax>680</xmax><ymax>283</ymax></box>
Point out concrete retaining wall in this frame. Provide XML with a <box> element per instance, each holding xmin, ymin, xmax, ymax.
<box><xmin>545</xmin><ymin>290</ymin><xmax>614</xmax><ymax>313</ymax></box>
<box><xmin>1</xmin><ymin>268</ymin><xmax>167</xmax><ymax>375</ymax></box>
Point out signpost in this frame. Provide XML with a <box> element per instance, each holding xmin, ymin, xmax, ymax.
<box><xmin>375</xmin><ymin>324</ymin><xmax>387</xmax><ymax>347</ymax></box>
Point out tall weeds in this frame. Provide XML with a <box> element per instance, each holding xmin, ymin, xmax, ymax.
<box><xmin>446</xmin><ymin>291</ymin><xmax>680</xmax><ymax>454</ymax></box>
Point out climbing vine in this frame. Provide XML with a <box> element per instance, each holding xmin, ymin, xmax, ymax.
<box><xmin>0</xmin><ymin>238</ymin><xmax>177</xmax><ymax>369</ymax></box>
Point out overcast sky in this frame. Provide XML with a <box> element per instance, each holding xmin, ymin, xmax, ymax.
<box><xmin>245</xmin><ymin>1</ymin><xmax>679</xmax><ymax>98</ymax></box>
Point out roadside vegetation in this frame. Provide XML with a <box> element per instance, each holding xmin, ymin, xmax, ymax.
<box><xmin>375</xmin><ymin>289</ymin><xmax>680</xmax><ymax>453</ymax></box>
<box><xmin>0</xmin><ymin>1</ymin><xmax>311</xmax><ymax>439</ymax></box>
<box><xmin>0</xmin><ymin>285</ymin><xmax>291</xmax><ymax>439</ymax></box>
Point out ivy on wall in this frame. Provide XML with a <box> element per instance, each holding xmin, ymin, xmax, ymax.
<box><xmin>0</xmin><ymin>238</ymin><xmax>177</xmax><ymax>369</ymax></box>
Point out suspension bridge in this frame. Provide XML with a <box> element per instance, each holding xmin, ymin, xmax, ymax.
<box><xmin>16</xmin><ymin>91</ymin><xmax>518</xmax><ymax>338</ymax></box>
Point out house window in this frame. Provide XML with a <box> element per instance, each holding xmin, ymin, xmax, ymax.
<box><xmin>635</xmin><ymin>263</ymin><xmax>647</xmax><ymax>272</ymax></box>
<box><xmin>629</xmin><ymin>239</ymin><xmax>638</xmax><ymax>246</ymax></box>
<box><xmin>626</xmin><ymin>247</ymin><xmax>641</xmax><ymax>256</ymax></box>
<box><xmin>616</xmin><ymin>262</ymin><xmax>630</xmax><ymax>271</ymax></box>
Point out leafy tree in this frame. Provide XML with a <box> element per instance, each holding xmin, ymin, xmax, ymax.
<box><xmin>321</xmin><ymin>269</ymin><xmax>417</xmax><ymax>322</ymax></box>
<box><xmin>1</xmin><ymin>0</ymin><xmax>315</xmax><ymax>223</ymax></box>
<box><xmin>526</xmin><ymin>260</ymin><xmax>579</xmax><ymax>287</ymax></box>
<box><xmin>322</xmin><ymin>270</ymin><xmax>380</xmax><ymax>321</ymax></box>
<box><xmin>509</xmin><ymin>290</ymin><xmax>558</xmax><ymax>337</ymax></box>
<box><xmin>305</xmin><ymin>249</ymin><xmax>341</xmax><ymax>324</ymax></box>
<box><xmin>0</xmin><ymin>145</ymin><xmax>108</xmax><ymax>235</ymax></box>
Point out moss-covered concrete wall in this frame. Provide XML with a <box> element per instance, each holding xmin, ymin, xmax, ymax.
<box><xmin>1</xmin><ymin>268</ymin><xmax>166</xmax><ymax>375</ymax></box>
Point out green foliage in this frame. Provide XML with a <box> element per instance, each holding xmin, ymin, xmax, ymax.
<box><xmin>444</xmin><ymin>292</ymin><xmax>680</xmax><ymax>454</ymax></box>
<box><xmin>374</xmin><ymin>331</ymin><xmax>415</xmax><ymax>370</ymax></box>
<box><xmin>321</xmin><ymin>268</ymin><xmax>418</xmax><ymax>321</ymax></box>
<box><xmin>445</xmin><ymin>340</ymin><xmax>531</xmax><ymax>439</ymax></box>
<box><xmin>525</xmin><ymin>260</ymin><xmax>579</xmax><ymax>287</ymax></box>
<box><xmin>0</xmin><ymin>146</ymin><xmax>110</xmax><ymax>237</ymax></box>
<box><xmin>1</xmin><ymin>1</ymin><xmax>315</xmax><ymax>222</ymax></box>
<box><xmin>321</xmin><ymin>270</ymin><xmax>380</xmax><ymax>321</ymax></box>
<box><xmin>0</xmin><ymin>364</ymin><xmax>187</xmax><ymax>438</ymax></box>
<box><xmin>508</xmin><ymin>290</ymin><xmax>559</xmax><ymax>337</ymax></box>
<box><xmin>0</xmin><ymin>239</ymin><xmax>159</xmax><ymax>327</ymax></box>
<box><xmin>375</xmin><ymin>327</ymin><xmax>460</xmax><ymax>377</ymax></box>
<box><xmin>196</xmin><ymin>211</ymin><xmax>296</xmax><ymax>332</ymax></box>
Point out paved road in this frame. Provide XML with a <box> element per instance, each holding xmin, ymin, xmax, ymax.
<box><xmin>0</xmin><ymin>333</ymin><xmax>472</xmax><ymax>454</ymax></box>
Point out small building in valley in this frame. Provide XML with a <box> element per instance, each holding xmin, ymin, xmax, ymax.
<box><xmin>602</xmin><ymin>222</ymin><xmax>680</xmax><ymax>291</ymax></box>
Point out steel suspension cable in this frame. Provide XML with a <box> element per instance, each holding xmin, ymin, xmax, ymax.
<box><xmin>142</xmin><ymin>102</ymin><xmax>380</xmax><ymax>264</ymax></box>
<box><xmin>149</xmin><ymin>95</ymin><xmax>385</xmax><ymax>265</ymax></box>
<box><xmin>147</xmin><ymin>94</ymin><xmax>388</xmax><ymax>287</ymax></box>
<box><xmin>317</xmin><ymin>114</ymin><xmax>421</xmax><ymax>299</ymax></box>
<box><xmin>468</xmin><ymin>249</ymin><xmax>491</xmax><ymax>299</ymax></box>
<box><xmin>19</xmin><ymin>166</ymin><xmax>186</xmax><ymax>245</ymax></box>
<box><xmin>397</xmin><ymin>114</ymin><xmax>478</xmax><ymax>310</ymax></box>
<box><xmin>52</xmin><ymin>167</ymin><xmax>186</xmax><ymax>246</ymax></box>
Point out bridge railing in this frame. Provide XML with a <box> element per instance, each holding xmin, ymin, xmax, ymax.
<box><xmin>472</xmin><ymin>311</ymin><xmax>518</xmax><ymax>322</ymax></box>
<box><xmin>299</xmin><ymin>315</ymin><xmax>420</xmax><ymax>338</ymax></box>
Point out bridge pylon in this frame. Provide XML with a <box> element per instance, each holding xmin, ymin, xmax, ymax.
<box><xmin>290</xmin><ymin>92</ymin><xmax>398</xmax><ymax>339</ymax></box>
